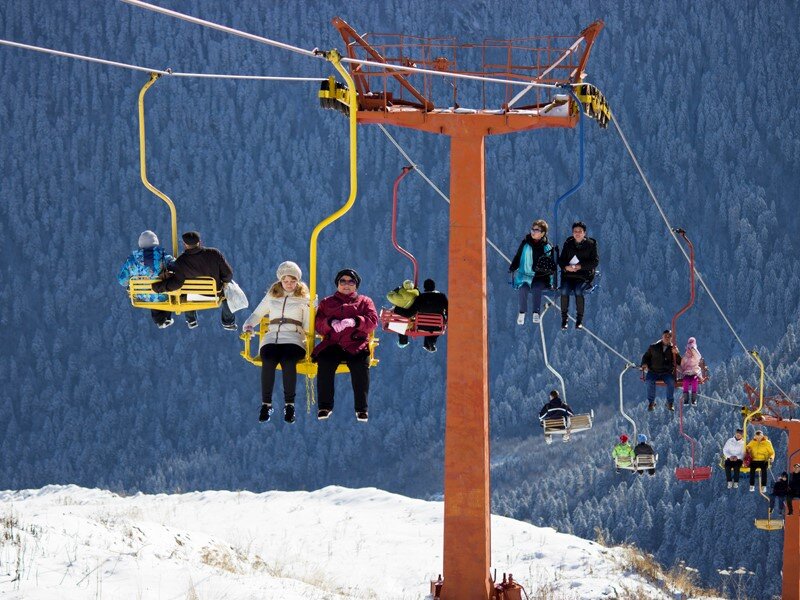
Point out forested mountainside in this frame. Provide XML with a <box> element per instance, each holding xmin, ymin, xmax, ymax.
<box><xmin>1</xmin><ymin>1</ymin><xmax>798</xmax><ymax>597</ymax></box>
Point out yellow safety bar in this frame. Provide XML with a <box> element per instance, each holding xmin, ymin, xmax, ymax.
<box><xmin>139</xmin><ymin>73</ymin><xmax>179</xmax><ymax>257</ymax></box>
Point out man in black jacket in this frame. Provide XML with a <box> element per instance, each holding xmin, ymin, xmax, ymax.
<box><xmin>557</xmin><ymin>221</ymin><xmax>599</xmax><ymax>330</ymax></box>
<box><xmin>641</xmin><ymin>329</ymin><xmax>682</xmax><ymax>411</ymax></box>
<box><xmin>152</xmin><ymin>231</ymin><xmax>236</xmax><ymax>330</ymax></box>
<box><xmin>412</xmin><ymin>279</ymin><xmax>448</xmax><ymax>352</ymax></box>
<box><xmin>769</xmin><ymin>472</ymin><xmax>790</xmax><ymax>516</ymax></box>
<box><xmin>538</xmin><ymin>390</ymin><xmax>574</xmax><ymax>444</ymax></box>
<box><xmin>788</xmin><ymin>463</ymin><xmax>800</xmax><ymax>516</ymax></box>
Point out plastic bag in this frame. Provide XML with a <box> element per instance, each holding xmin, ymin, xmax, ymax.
<box><xmin>224</xmin><ymin>280</ymin><xmax>249</xmax><ymax>312</ymax></box>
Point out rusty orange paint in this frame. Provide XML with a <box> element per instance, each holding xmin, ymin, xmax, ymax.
<box><xmin>760</xmin><ymin>417</ymin><xmax>800</xmax><ymax>600</ymax></box>
<box><xmin>440</xmin><ymin>132</ymin><xmax>492</xmax><ymax>600</ymax></box>
<box><xmin>357</xmin><ymin>110</ymin><xmax>578</xmax><ymax>136</ymax></box>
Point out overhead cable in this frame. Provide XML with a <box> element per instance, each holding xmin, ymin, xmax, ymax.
<box><xmin>0</xmin><ymin>38</ymin><xmax>326</xmax><ymax>81</ymax></box>
<box><xmin>609</xmin><ymin>106</ymin><xmax>793</xmax><ymax>403</ymax></box>
<box><xmin>121</xmin><ymin>0</ymin><xmax>560</xmax><ymax>91</ymax></box>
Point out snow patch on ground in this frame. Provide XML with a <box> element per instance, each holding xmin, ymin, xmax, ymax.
<box><xmin>0</xmin><ymin>485</ymin><xmax>698</xmax><ymax>599</ymax></box>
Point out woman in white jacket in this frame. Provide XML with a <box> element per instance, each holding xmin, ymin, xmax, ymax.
<box><xmin>722</xmin><ymin>428</ymin><xmax>745</xmax><ymax>489</ymax></box>
<box><xmin>243</xmin><ymin>261</ymin><xmax>310</xmax><ymax>423</ymax></box>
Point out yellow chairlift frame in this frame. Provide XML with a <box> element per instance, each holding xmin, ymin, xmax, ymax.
<box><xmin>240</xmin><ymin>50</ymin><xmax>378</xmax><ymax>377</ymax></box>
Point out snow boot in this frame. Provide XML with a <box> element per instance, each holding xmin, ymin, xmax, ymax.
<box><xmin>575</xmin><ymin>297</ymin><xmax>585</xmax><ymax>329</ymax></box>
<box><xmin>516</xmin><ymin>313</ymin><xmax>525</xmax><ymax>325</ymax></box>
<box><xmin>561</xmin><ymin>315</ymin><xmax>569</xmax><ymax>330</ymax></box>
<box><xmin>682</xmin><ymin>392</ymin><xmax>690</xmax><ymax>406</ymax></box>
<box><xmin>284</xmin><ymin>403</ymin><xmax>296</xmax><ymax>424</ymax></box>
<box><xmin>667</xmin><ymin>402</ymin><xmax>675</xmax><ymax>412</ymax></box>
<box><xmin>531</xmin><ymin>312</ymin><xmax>541</xmax><ymax>324</ymax></box>
<box><xmin>647</xmin><ymin>402</ymin><xmax>656</xmax><ymax>412</ymax></box>
<box><xmin>690</xmin><ymin>392</ymin><xmax>697</xmax><ymax>406</ymax></box>
<box><xmin>259</xmin><ymin>403</ymin><xmax>273</xmax><ymax>422</ymax></box>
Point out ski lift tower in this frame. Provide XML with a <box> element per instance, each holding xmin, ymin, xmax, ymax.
<box><xmin>747</xmin><ymin>389</ymin><xmax>800</xmax><ymax>600</ymax></box>
<box><xmin>330</xmin><ymin>18</ymin><xmax>604</xmax><ymax>599</ymax></box>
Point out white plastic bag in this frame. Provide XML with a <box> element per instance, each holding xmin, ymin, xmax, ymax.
<box><xmin>224</xmin><ymin>280</ymin><xmax>249</xmax><ymax>313</ymax></box>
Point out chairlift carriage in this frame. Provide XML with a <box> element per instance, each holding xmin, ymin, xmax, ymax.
<box><xmin>670</xmin><ymin>229</ymin><xmax>712</xmax><ymax>482</ymax></box>
<box><xmin>240</xmin><ymin>53</ymin><xmax>379</xmax><ymax>377</ymax></box>
<box><xmin>128</xmin><ymin>73</ymin><xmax>225</xmax><ymax>314</ymax></box>
<box><xmin>537</xmin><ymin>304</ymin><xmax>593</xmax><ymax>442</ymax></box>
<box><xmin>379</xmin><ymin>167</ymin><xmax>447</xmax><ymax>339</ymax></box>
<box><xmin>615</xmin><ymin>363</ymin><xmax>659</xmax><ymax>473</ymax></box>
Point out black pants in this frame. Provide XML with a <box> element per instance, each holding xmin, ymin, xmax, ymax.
<box><xmin>724</xmin><ymin>458</ymin><xmax>742</xmax><ymax>483</ymax></box>
<box><xmin>183</xmin><ymin>299</ymin><xmax>235</xmax><ymax>325</ymax></box>
<box><xmin>788</xmin><ymin>494</ymin><xmax>796</xmax><ymax>515</ymax></box>
<box><xmin>260</xmin><ymin>344</ymin><xmax>306</xmax><ymax>406</ymax></box>
<box><xmin>560</xmin><ymin>289</ymin><xmax>586</xmax><ymax>318</ymax></box>
<box><xmin>150</xmin><ymin>309</ymin><xmax>173</xmax><ymax>326</ymax></box>
<box><xmin>423</xmin><ymin>335</ymin><xmax>439</xmax><ymax>350</ymax></box>
<box><xmin>750</xmin><ymin>461</ymin><xmax>768</xmax><ymax>487</ymax></box>
<box><xmin>316</xmin><ymin>346</ymin><xmax>370</xmax><ymax>412</ymax></box>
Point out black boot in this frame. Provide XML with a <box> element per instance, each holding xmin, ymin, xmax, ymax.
<box><xmin>575</xmin><ymin>297</ymin><xmax>585</xmax><ymax>329</ymax></box>
<box><xmin>259</xmin><ymin>403</ymin><xmax>273</xmax><ymax>422</ymax></box>
<box><xmin>560</xmin><ymin>295</ymin><xmax>570</xmax><ymax>329</ymax></box>
<box><xmin>682</xmin><ymin>392</ymin><xmax>690</xmax><ymax>405</ymax></box>
<box><xmin>690</xmin><ymin>392</ymin><xmax>697</xmax><ymax>406</ymax></box>
<box><xmin>284</xmin><ymin>403</ymin><xmax>296</xmax><ymax>423</ymax></box>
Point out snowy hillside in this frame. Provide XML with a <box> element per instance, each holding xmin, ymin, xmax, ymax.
<box><xmin>0</xmin><ymin>485</ymin><xmax>717</xmax><ymax>599</ymax></box>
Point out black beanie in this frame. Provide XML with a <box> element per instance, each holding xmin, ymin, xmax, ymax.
<box><xmin>335</xmin><ymin>268</ymin><xmax>361</xmax><ymax>288</ymax></box>
<box><xmin>423</xmin><ymin>278</ymin><xmax>436</xmax><ymax>292</ymax></box>
<box><xmin>182</xmin><ymin>231</ymin><xmax>201</xmax><ymax>245</ymax></box>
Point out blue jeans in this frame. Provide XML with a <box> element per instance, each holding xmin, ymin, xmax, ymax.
<box><xmin>518</xmin><ymin>280</ymin><xmax>547</xmax><ymax>314</ymax></box>
<box><xmin>559</xmin><ymin>278</ymin><xmax>589</xmax><ymax>297</ymax></box>
<box><xmin>646</xmin><ymin>372</ymin><xmax>675</xmax><ymax>404</ymax></box>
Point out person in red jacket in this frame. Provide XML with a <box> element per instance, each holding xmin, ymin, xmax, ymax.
<box><xmin>312</xmin><ymin>269</ymin><xmax>378</xmax><ymax>422</ymax></box>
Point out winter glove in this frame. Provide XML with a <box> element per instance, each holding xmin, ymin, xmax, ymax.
<box><xmin>332</xmin><ymin>318</ymin><xmax>356</xmax><ymax>332</ymax></box>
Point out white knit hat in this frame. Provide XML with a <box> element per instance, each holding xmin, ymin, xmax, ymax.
<box><xmin>138</xmin><ymin>230</ymin><xmax>159</xmax><ymax>249</ymax></box>
<box><xmin>276</xmin><ymin>261</ymin><xmax>302</xmax><ymax>281</ymax></box>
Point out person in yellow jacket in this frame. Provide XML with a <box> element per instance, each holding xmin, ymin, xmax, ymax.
<box><xmin>746</xmin><ymin>429</ymin><xmax>775</xmax><ymax>492</ymax></box>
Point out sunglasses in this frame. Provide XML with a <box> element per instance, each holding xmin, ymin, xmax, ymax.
<box><xmin>531</xmin><ymin>228</ymin><xmax>543</xmax><ymax>233</ymax></box>
<box><xmin>338</xmin><ymin>278</ymin><xmax>356</xmax><ymax>285</ymax></box>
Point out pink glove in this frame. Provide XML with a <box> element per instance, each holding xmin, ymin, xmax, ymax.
<box><xmin>331</xmin><ymin>318</ymin><xmax>356</xmax><ymax>333</ymax></box>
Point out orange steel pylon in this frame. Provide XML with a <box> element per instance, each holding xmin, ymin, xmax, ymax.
<box><xmin>333</xmin><ymin>18</ymin><xmax>603</xmax><ymax>600</ymax></box>
<box><xmin>755</xmin><ymin>416</ymin><xmax>800</xmax><ymax>600</ymax></box>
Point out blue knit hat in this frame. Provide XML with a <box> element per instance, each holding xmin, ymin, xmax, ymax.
<box><xmin>638</xmin><ymin>434</ymin><xmax>647</xmax><ymax>443</ymax></box>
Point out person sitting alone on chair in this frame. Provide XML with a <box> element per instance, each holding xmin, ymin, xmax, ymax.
<box><xmin>634</xmin><ymin>433</ymin><xmax>656</xmax><ymax>476</ymax></box>
<box><xmin>612</xmin><ymin>434</ymin><xmax>635</xmax><ymax>472</ymax></box>
<box><xmin>386</xmin><ymin>279</ymin><xmax>419</xmax><ymax>348</ymax></box>
<box><xmin>411</xmin><ymin>279</ymin><xmax>448</xmax><ymax>353</ymax></box>
<box><xmin>538</xmin><ymin>390</ymin><xmax>574</xmax><ymax>444</ymax></box>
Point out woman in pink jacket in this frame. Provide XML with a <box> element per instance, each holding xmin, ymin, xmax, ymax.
<box><xmin>312</xmin><ymin>269</ymin><xmax>378</xmax><ymax>422</ymax></box>
<box><xmin>680</xmin><ymin>336</ymin><xmax>702</xmax><ymax>406</ymax></box>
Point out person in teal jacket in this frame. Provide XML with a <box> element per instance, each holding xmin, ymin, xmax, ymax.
<box><xmin>509</xmin><ymin>219</ymin><xmax>556</xmax><ymax>325</ymax></box>
<box><xmin>118</xmin><ymin>230</ymin><xmax>177</xmax><ymax>329</ymax></box>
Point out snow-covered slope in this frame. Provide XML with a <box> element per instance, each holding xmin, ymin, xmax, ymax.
<box><xmin>0</xmin><ymin>485</ymin><xmax>703</xmax><ymax>599</ymax></box>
